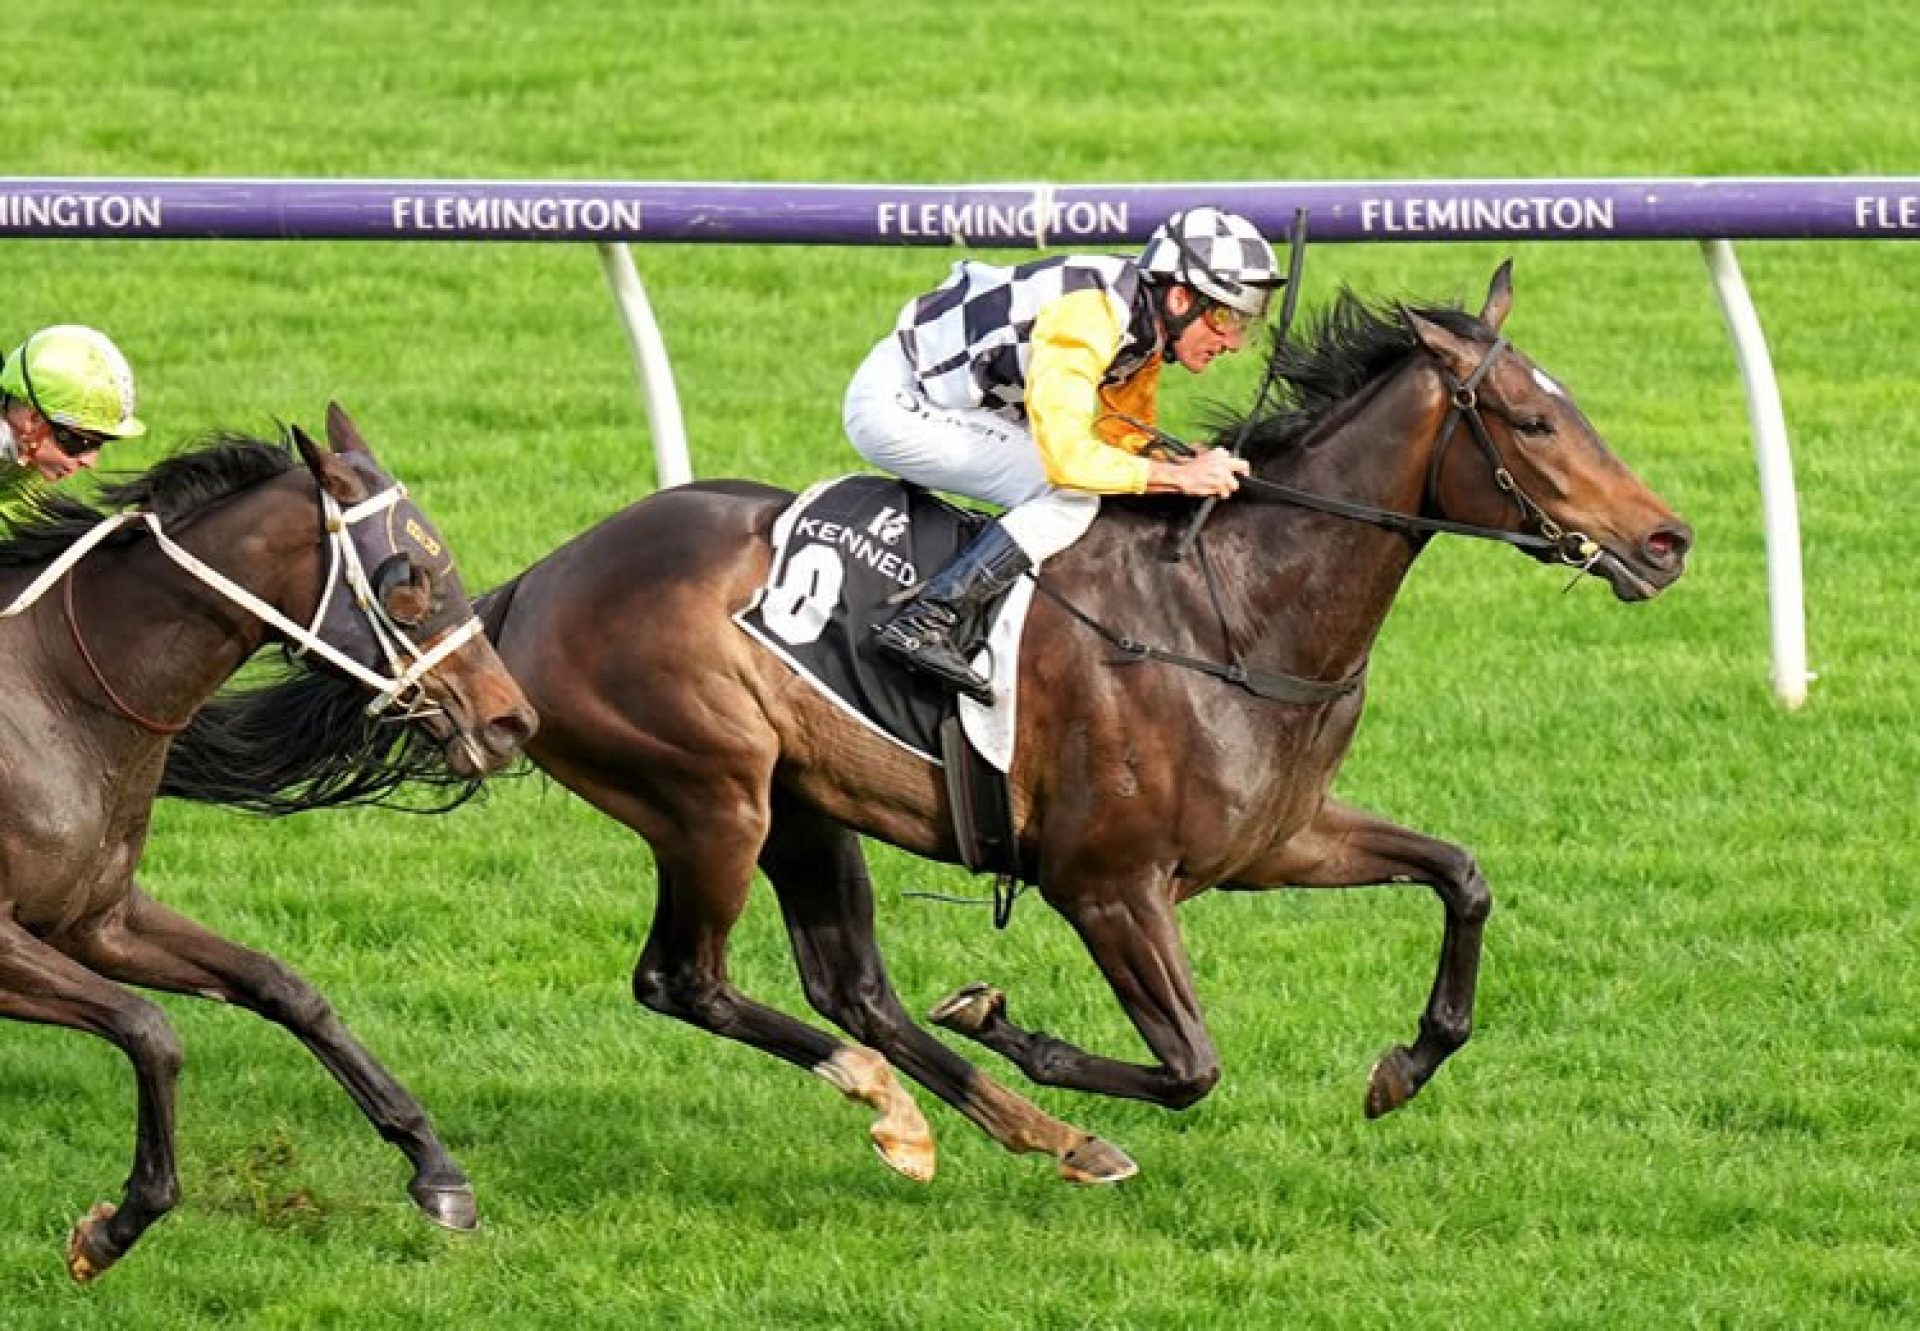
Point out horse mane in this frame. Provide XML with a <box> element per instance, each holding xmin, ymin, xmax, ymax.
<box><xmin>158</xmin><ymin>657</ymin><xmax>497</xmax><ymax>816</ymax></box>
<box><xmin>1208</xmin><ymin>290</ymin><xmax>1488</xmax><ymax>462</ymax></box>
<box><xmin>0</xmin><ymin>433</ymin><xmax>297</xmax><ymax>568</ymax></box>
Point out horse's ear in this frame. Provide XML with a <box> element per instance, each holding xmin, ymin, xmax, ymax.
<box><xmin>1480</xmin><ymin>260</ymin><xmax>1514</xmax><ymax>331</ymax></box>
<box><xmin>1404</xmin><ymin>309</ymin><xmax>1482</xmax><ymax>380</ymax></box>
<box><xmin>294</xmin><ymin>422</ymin><xmax>367</xmax><ymax>502</ymax></box>
<box><xmin>325</xmin><ymin>401</ymin><xmax>371</xmax><ymax>456</ymax></box>
<box><xmin>292</xmin><ymin>424</ymin><xmax>327</xmax><ymax>474</ymax></box>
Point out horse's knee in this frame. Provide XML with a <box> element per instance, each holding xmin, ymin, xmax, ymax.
<box><xmin>117</xmin><ymin>1000</ymin><xmax>183</xmax><ymax>1083</ymax></box>
<box><xmin>1163</xmin><ymin>1060</ymin><xmax>1221</xmax><ymax>1110</ymax></box>
<box><xmin>253</xmin><ymin>959</ymin><xmax>334</xmax><ymax>1031</ymax></box>
<box><xmin>1436</xmin><ymin>851</ymin><xmax>1492</xmax><ymax>925</ymax></box>
<box><xmin>1457</xmin><ymin>872</ymin><xmax>1491</xmax><ymax>926</ymax></box>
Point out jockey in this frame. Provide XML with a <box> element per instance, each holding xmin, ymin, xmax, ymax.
<box><xmin>0</xmin><ymin>325</ymin><xmax>145</xmax><ymax>508</ymax></box>
<box><xmin>843</xmin><ymin>206</ymin><xmax>1278</xmax><ymax>705</ymax></box>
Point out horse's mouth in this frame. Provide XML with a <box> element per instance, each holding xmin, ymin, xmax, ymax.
<box><xmin>442</xmin><ymin>730</ymin><xmax>491</xmax><ymax>778</ymax></box>
<box><xmin>426</xmin><ymin>699</ymin><xmax>536</xmax><ymax>778</ymax></box>
<box><xmin>440</xmin><ymin>724</ymin><xmax>527</xmax><ymax>778</ymax></box>
<box><xmin>1592</xmin><ymin>545</ymin><xmax>1684</xmax><ymax>602</ymax></box>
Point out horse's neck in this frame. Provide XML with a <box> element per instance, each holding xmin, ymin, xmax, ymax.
<box><xmin>69</xmin><ymin>481</ymin><xmax>315</xmax><ymax>732</ymax></box>
<box><xmin>1072</xmin><ymin>364</ymin><xmax>1444</xmax><ymax>685</ymax></box>
<box><xmin>1235</xmin><ymin>366</ymin><xmax>1447</xmax><ymax>676</ymax></box>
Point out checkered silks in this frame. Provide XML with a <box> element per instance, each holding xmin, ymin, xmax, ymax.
<box><xmin>891</xmin><ymin>255</ymin><xmax>1159</xmax><ymax>420</ymax></box>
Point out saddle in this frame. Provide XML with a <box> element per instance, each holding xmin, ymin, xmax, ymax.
<box><xmin>734</xmin><ymin>476</ymin><xmax>1030</xmax><ymax>883</ymax></box>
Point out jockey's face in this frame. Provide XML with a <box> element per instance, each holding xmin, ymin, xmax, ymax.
<box><xmin>6</xmin><ymin>401</ymin><xmax>102</xmax><ymax>482</ymax></box>
<box><xmin>1166</xmin><ymin>285</ymin><xmax>1248</xmax><ymax>374</ymax></box>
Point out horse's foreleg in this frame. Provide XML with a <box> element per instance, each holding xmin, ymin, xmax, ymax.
<box><xmin>1243</xmin><ymin>798</ymin><xmax>1490</xmax><ymax>1117</ymax></box>
<box><xmin>0</xmin><ymin>914</ymin><xmax>184</xmax><ymax>1281</ymax></box>
<box><xmin>760</xmin><ymin>796</ymin><xmax>1135</xmax><ymax>1185</ymax></box>
<box><xmin>63</xmin><ymin>886</ymin><xmax>477</xmax><ymax>1231</ymax></box>
<box><xmin>934</xmin><ymin>873</ymin><xmax>1222</xmax><ymax>1112</ymax></box>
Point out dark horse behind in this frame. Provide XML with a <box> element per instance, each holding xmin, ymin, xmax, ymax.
<box><xmin>165</xmin><ymin>266</ymin><xmax>1689</xmax><ymax>1186</ymax></box>
<box><xmin>1</xmin><ymin>406</ymin><xmax>535</xmax><ymax>1280</ymax></box>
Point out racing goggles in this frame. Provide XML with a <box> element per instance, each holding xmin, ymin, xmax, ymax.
<box><xmin>1200</xmin><ymin>301</ymin><xmax>1258</xmax><ymax>338</ymax></box>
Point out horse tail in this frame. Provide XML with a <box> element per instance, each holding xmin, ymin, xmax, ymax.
<box><xmin>158</xmin><ymin>652</ymin><xmax>491</xmax><ymax>815</ymax></box>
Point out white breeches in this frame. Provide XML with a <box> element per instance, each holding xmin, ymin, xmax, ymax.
<box><xmin>842</xmin><ymin>337</ymin><xmax>1100</xmax><ymax>564</ymax></box>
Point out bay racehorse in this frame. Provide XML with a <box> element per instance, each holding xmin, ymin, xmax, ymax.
<box><xmin>166</xmin><ymin>267</ymin><xmax>1688</xmax><ymax>1187</ymax></box>
<box><xmin>1</xmin><ymin>405</ymin><xmax>536</xmax><ymax>1280</ymax></box>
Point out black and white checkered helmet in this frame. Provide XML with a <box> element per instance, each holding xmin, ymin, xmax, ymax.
<box><xmin>1138</xmin><ymin>207</ymin><xmax>1283</xmax><ymax>319</ymax></box>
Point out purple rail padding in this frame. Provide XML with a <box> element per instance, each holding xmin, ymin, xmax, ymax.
<box><xmin>2</xmin><ymin>177</ymin><xmax>1918</xmax><ymax>244</ymax></box>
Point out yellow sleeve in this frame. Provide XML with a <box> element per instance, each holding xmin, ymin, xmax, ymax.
<box><xmin>1025</xmin><ymin>288</ymin><xmax>1154</xmax><ymax>494</ymax></box>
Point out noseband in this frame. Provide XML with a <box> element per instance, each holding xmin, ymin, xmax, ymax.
<box><xmin>2</xmin><ymin>482</ymin><xmax>484</xmax><ymax>735</ymax></box>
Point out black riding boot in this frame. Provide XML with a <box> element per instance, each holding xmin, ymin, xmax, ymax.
<box><xmin>876</xmin><ymin>521</ymin><xmax>1032</xmax><ymax>705</ymax></box>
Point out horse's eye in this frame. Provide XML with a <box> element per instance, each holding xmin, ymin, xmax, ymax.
<box><xmin>1515</xmin><ymin>415</ymin><xmax>1554</xmax><ymax>438</ymax></box>
<box><xmin>373</xmin><ymin>555</ymin><xmax>434</xmax><ymax>626</ymax></box>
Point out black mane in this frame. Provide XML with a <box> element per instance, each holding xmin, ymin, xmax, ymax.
<box><xmin>0</xmin><ymin>434</ymin><xmax>296</xmax><ymax>569</ymax></box>
<box><xmin>1211</xmin><ymin>291</ymin><xmax>1489</xmax><ymax>462</ymax></box>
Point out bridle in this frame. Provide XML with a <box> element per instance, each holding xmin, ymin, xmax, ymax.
<box><xmin>1041</xmin><ymin>335</ymin><xmax>1604</xmax><ymax>704</ymax></box>
<box><xmin>1237</xmin><ymin>335</ymin><xmax>1601</xmax><ymax>568</ymax></box>
<box><xmin>2</xmin><ymin>481</ymin><xmax>485</xmax><ymax>736</ymax></box>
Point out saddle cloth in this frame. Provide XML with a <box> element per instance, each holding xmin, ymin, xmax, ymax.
<box><xmin>733</xmin><ymin>475</ymin><xmax>1036</xmax><ymax>771</ymax></box>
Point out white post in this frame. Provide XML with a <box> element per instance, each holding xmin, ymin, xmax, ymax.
<box><xmin>596</xmin><ymin>242</ymin><xmax>692</xmax><ymax>488</ymax></box>
<box><xmin>1700</xmin><ymin>238</ymin><xmax>1812</xmax><ymax>709</ymax></box>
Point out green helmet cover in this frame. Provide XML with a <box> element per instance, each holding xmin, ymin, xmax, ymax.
<box><xmin>0</xmin><ymin>325</ymin><xmax>145</xmax><ymax>440</ymax></box>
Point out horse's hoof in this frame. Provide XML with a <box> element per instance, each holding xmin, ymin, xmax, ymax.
<box><xmin>66</xmin><ymin>1202</ymin><xmax>120</xmax><ymax>1284</ymax></box>
<box><xmin>1365</xmin><ymin>1046</ymin><xmax>1418</xmax><ymax>1119</ymax></box>
<box><xmin>870</xmin><ymin>1125</ymin><xmax>937</xmax><ymax>1184</ymax></box>
<box><xmin>929</xmin><ymin>983</ymin><xmax>1004</xmax><ymax>1036</ymax></box>
<box><xmin>1058</xmin><ymin>1137</ymin><xmax>1138</xmax><ymax>1186</ymax></box>
<box><xmin>409</xmin><ymin>1179</ymin><xmax>480</xmax><ymax>1232</ymax></box>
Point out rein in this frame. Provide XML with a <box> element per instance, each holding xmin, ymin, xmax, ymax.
<box><xmin>1</xmin><ymin>486</ymin><xmax>484</xmax><ymax>734</ymax></box>
<box><xmin>1044</xmin><ymin>335</ymin><xmax>1600</xmax><ymax>703</ymax></box>
<box><xmin>64</xmin><ymin>570</ymin><xmax>187</xmax><ymax>734</ymax></box>
<box><xmin>1034</xmin><ymin>569</ymin><xmax>1364</xmax><ymax>705</ymax></box>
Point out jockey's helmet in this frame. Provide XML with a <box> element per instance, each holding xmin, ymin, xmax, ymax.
<box><xmin>1138</xmin><ymin>208</ymin><xmax>1284</xmax><ymax>321</ymax></box>
<box><xmin>0</xmin><ymin>325</ymin><xmax>145</xmax><ymax>446</ymax></box>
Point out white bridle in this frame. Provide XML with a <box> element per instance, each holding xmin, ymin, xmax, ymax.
<box><xmin>0</xmin><ymin>483</ymin><xmax>485</xmax><ymax>716</ymax></box>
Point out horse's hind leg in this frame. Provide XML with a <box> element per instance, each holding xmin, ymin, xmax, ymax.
<box><xmin>618</xmin><ymin>783</ymin><xmax>937</xmax><ymax>1182</ymax></box>
<box><xmin>61</xmin><ymin>885</ymin><xmax>477</xmax><ymax>1231</ymax></box>
<box><xmin>0</xmin><ymin>914</ymin><xmax>185</xmax><ymax>1281</ymax></box>
<box><xmin>1239</xmin><ymin>798</ymin><xmax>1491</xmax><ymax>1118</ymax></box>
<box><xmin>759</xmin><ymin>794</ymin><xmax>1136</xmax><ymax>1184</ymax></box>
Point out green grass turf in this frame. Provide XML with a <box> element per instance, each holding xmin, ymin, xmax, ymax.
<box><xmin>2</xmin><ymin>2</ymin><xmax>1916</xmax><ymax>1326</ymax></box>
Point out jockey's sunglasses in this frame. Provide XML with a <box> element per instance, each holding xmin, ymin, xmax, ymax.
<box><xmin>17</xmin><ymin>341</ymin><xmax>111</xmax><ymax>457</ymax></box>
<box><xmin>1200</xmin><ymin>301</ymin><xmax>1256</xmax><ymax>337</ymax></box>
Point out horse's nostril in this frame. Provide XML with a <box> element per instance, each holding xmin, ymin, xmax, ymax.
<box><xmin>485</xmin><ymin>708</ymin><xmax>537</xmax><ymax>754</ymax></box>
<box><xmin>1644</xmin><ymin>522</ymin><xmax>1693</xmax><ymax>565</ymax></box>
